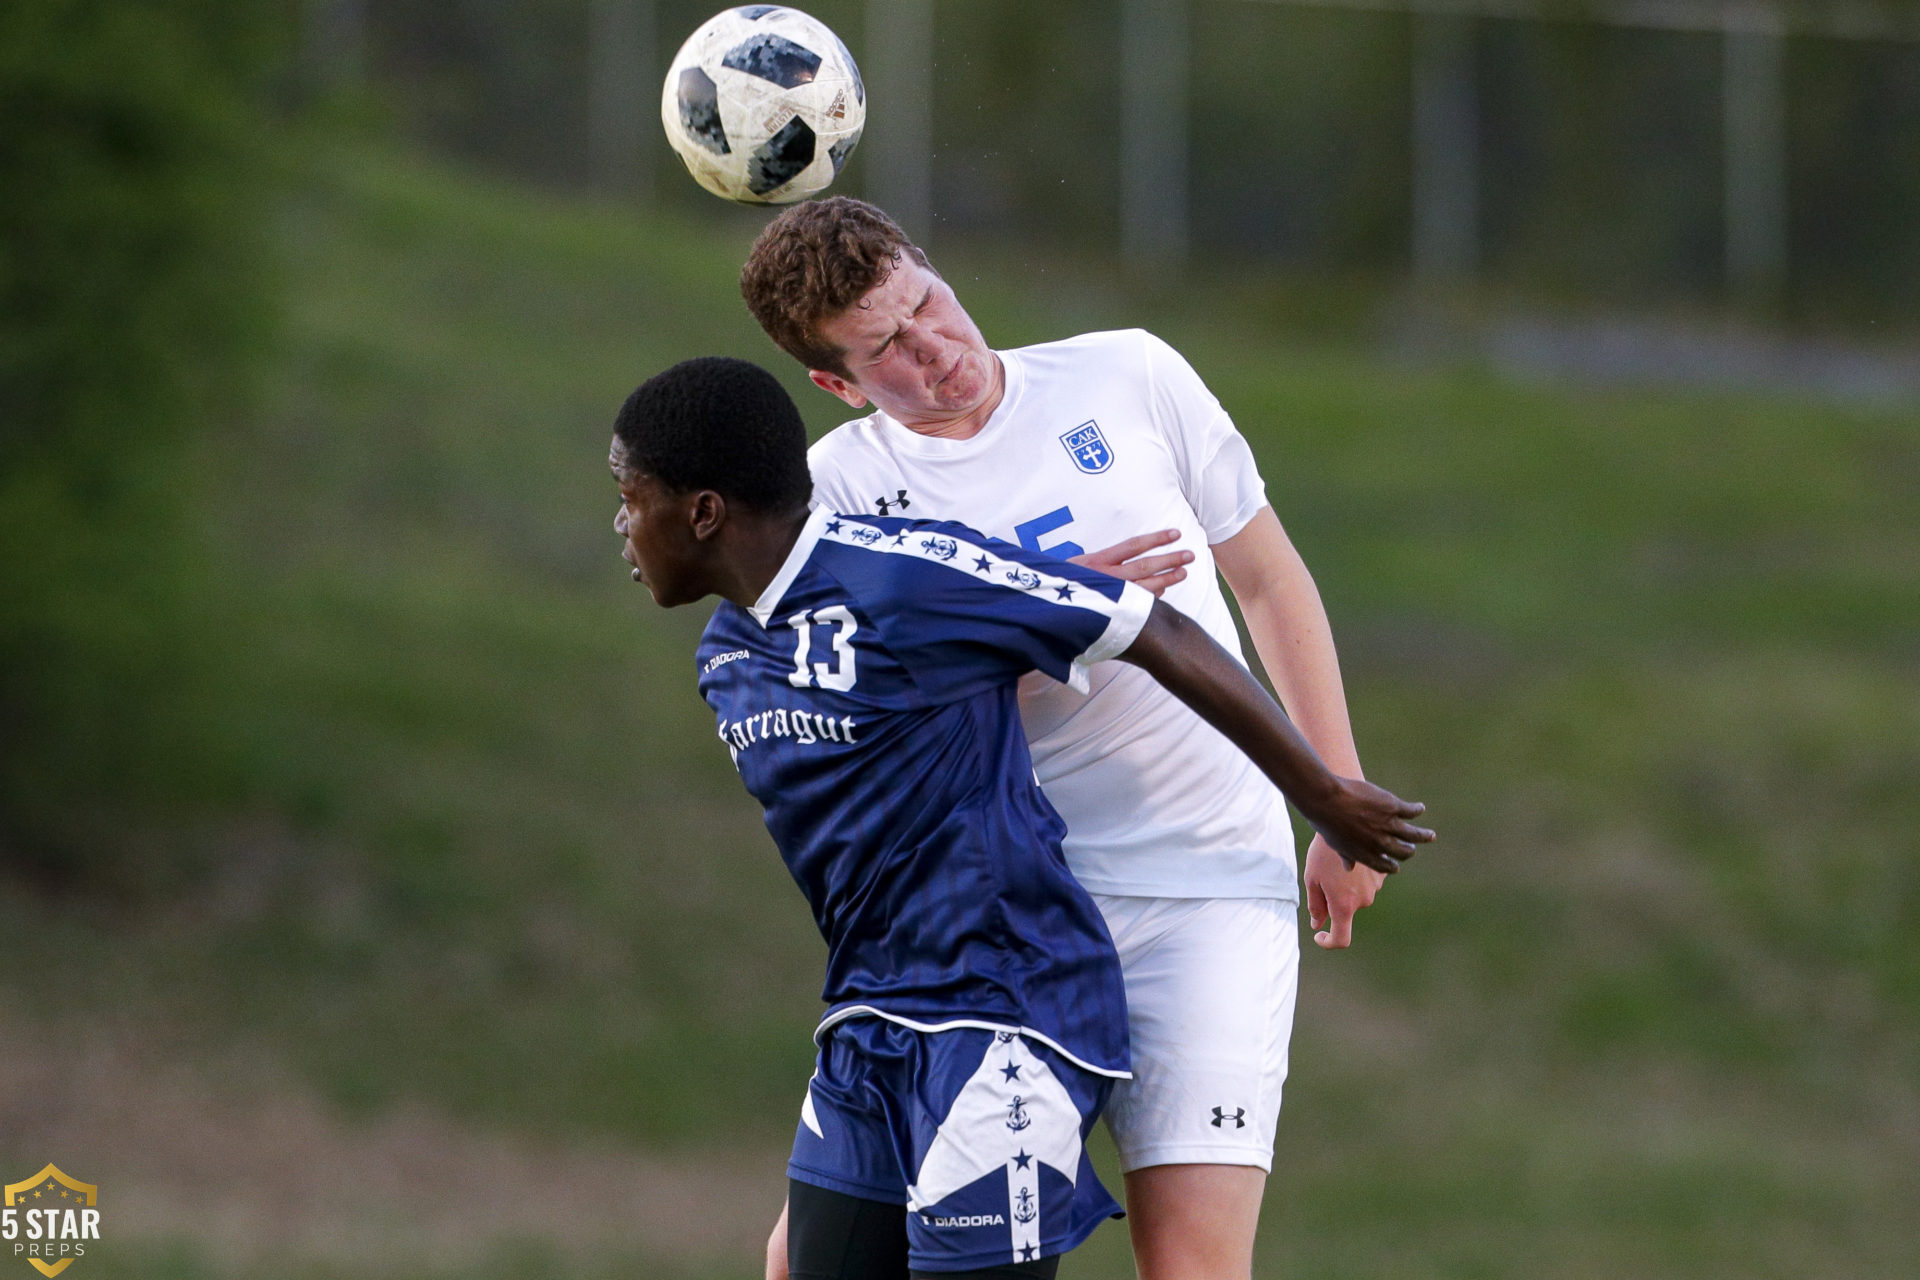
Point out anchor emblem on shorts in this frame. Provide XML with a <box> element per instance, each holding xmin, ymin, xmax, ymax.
<box><xmin>1211</xmin><ymin>1106</ymin><xmax>1246</xmax><ymax>1129</ymax></box>
<box><xmin>1006</xmin><ymin>1095</ymin><xmax>1032</xmax><ymax>1131</ymax></box>
<box><xmin>1012</xmin><ymin>1186</ymin><xmax>1037</xmax><ymax>1224</ymax></box>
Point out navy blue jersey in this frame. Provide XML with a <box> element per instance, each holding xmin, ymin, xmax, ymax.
<box><xmin>697</xmin><ymin>508</ymin><xmax>1154</xmax><ymax>1076</ymax></box>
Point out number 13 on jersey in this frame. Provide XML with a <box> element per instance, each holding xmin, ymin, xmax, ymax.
<box><xmin>788</xmin><ymin>606</ymin><xmax>859</xmax><ymax>690</ymax></box>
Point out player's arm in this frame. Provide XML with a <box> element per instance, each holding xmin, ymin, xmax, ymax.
<box><xmin>1117</xmin><ymin>597</ymin><xmax>1432</xmax><ymax>875</ymax></box>
<box><xmin>1213</xmin><ymin>506</ymin><xmax>1362</xmax><ymax>777</ymax></box>
<box><xmin>765</xmin><ymin>1197</ymin><xmax>788</xmax><ymax>1280</ymax></box>
<box><xmin>1213</xmin><ymin>504</ymin><xmax>1387</xmax><ymax>947</ymax></box>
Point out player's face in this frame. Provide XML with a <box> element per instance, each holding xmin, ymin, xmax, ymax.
<box><xmin>611</xmin><ymin>443</ymin><xmax>704</xmax><ymax>608</ymax></box>
<box><xmin>809</xmin><ymin>259</ymin><xmax>1000</xmax><ymax>433</ymax></box>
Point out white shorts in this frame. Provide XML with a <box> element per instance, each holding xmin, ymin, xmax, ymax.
<box><xmin>1092</xmin><ymin>895</ymin><xmax>1299</xmax><ymax>1174</ymax></box>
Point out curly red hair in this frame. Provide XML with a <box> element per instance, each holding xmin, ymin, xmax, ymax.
<box><xmin>740</xmin><ymin>197</ymin><xmax>933</xmax><ymax>378</ymax></box>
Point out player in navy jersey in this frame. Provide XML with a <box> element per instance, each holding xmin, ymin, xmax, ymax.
<box><xmin>610</xmin><ymin>356</ymin><xmax>1432</xmax><ymax>1279</ymax></box>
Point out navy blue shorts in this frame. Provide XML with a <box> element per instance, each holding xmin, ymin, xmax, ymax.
<box><xmin>788</xmin><ymin>1019</ymin><xmax>1123</xmax><ymax>1272</ymax></box>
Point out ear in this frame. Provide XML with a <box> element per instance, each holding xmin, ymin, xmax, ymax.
<box><xmin>688</xmin><ymin>490</ymin><xmax>727</xmax><ymax>543</ymax></box>
<box><xmin>809</xmin><ymin>368</ymin><xmax>868</xmax><ymax>410</ymax></box>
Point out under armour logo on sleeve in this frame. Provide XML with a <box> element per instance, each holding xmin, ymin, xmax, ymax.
<box><xmin>1210</xmin><ymin>1106</ymin><xmax>1246</xmax><ymax>1129</ymax></box>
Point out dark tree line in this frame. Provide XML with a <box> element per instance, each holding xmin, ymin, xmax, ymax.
<box><xmin>0</xmin><ymin>0</ymin><xmax>278</xmax><ymax>884</ymax></box>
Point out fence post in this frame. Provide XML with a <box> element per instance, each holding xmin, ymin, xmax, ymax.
<box><xmin>1724</xmin><ymin>10</ymin><xmax>1788</xmax><ymax>302</ymax></box>
<box><xmin>589</xmin><ymin>0</ymin><xmax>656</xmax><ymax>197</ymax></box>
<box><xmin>864</xmin><ymin>0</ymin><xmax>936</xmax><ymax>241</ymax></box>
<box><xmin>302</xmin><ymin>0</ymin><xmax>367</xmax><ymax>97</ymax></box>
<box><xmin>1411</xmin><ymin>10</ymin><xmax>1479</xmax><ymax>282</ymax></box>
<box><xmin>1121</xmin><ymin>0</ymin><xmax>1190</xmax><ymax>275</ymax></box>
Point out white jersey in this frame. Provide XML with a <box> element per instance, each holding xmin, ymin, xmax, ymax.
<box><xmin>809</xmin><ymin>328</ymin><xmax>1297</xmax><ymax>900</ymax></box>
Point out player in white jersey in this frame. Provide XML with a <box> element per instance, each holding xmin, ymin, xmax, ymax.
<box><xmin>741</xmin><ymin>199</ymin><xmax>1404</xmax><ymax>1280</ymax></box>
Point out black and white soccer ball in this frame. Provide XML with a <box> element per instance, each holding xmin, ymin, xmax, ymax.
<box><xmin>661</xmin><ymin>6</ymin><xmax>865</xmax><ymax>205</ymax></box>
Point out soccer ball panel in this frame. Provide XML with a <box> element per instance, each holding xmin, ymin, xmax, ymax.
<box><xmin>722</xmin><ymin>32</ymin><xmax>822</xmax><ymax>89</ymax></box>
<box><xmin>829</xmin><ymin>30</ymin><xmax>863</xmax><ymax>105</ymax></box>
<box><xmin>661</xmin><ymin>7</ymin><xmax>865</xmax><ymax>204</ymax></box>
<box><xmin>748</xmin><ymin>116</ymin><xmax>817</xmax><ymax>196</ymax></box>
<box><xmin>827</xmin><ymin>124</ymin><xmax>861</xmax><ymax>177</ymax></box>
<box><xmin>676</xmin><ymin>67</ymin><xmax>730</xmax><ymax>155</ymax></box>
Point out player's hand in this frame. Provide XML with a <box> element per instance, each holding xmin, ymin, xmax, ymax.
<box><xmin>1304</xmin><ymin>834</ymin><xmax>1386</xmax><ymax>950</ymax></box>
<box><xmin>1300</xmin><ymin>777</ymin><xmax>1433</xmax><ymax>876</ymax></box>
<box><xmin>765</xmin><ymin>1198</ymin><xmax>789</xmax><ymax>1280</ymax></box>
<box><xmin>1070</xmin><ymin>529</ymin><xmax>1193</xmax><ymax>597</ymax></box>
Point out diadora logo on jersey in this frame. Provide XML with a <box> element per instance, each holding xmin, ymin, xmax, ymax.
<box><xmin>919</xmin><ymin>1212</ymin><xmax>1006</xmax><ymax>1228</ymax></box>
<box><xmin>1210</xmin><ymin>1105</ymin><xmax>1247</xmax><ymax>1129</ymax></box>
<box><xmin>702</xmin><ymin>649</ymin><xmax>749</xmax><ymax>675</ymax></box>
<box><xmin>873</xmin><ymin>489</ymin><xmax>911</xmax><ymax>515</ymax></box>
<box><xmin>1059</xmin><ymin>421</ymin><xmax>1112</xmax><ymax>473</ymax></box>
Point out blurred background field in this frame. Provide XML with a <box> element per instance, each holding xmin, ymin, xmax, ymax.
<box><xmin>3</xmin><ymin>2</ymin><xmax>1917</xmax><ymax>1277</ymax></box>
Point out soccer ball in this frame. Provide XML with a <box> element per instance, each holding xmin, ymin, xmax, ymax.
<box><xmin>661</xmin><ymin>6</ymin><xmax>865</xmax><ymax>205</ymax></box>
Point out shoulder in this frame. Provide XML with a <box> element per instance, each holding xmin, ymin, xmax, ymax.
<box><xmin>812</xmin><ymin>514</ymin><xmax>1010</xmax><ymax>597</ymax></box>
<box><xmin>1006</xmin><ymin>327</ymin><xmax>1158</xmax><ymax>368</ymax></box>
<box><xmin>697</xmin><ymin>600</ymin><xmax>755</xmax><ymax>666</ymax></box>
<box><xmin>1007</xmin><ymin>329</ymin><xmax>1195</xmax><ymax>400</ymax></box>
<box><xmin>816</xmin><ymin>513</ymin><xmax>990</xmax><ymax>565</ymax></box>
<box><xmin>808</xmin><ymin>413</ymin><xmax>885</xmax><ymax>471</ymax></box>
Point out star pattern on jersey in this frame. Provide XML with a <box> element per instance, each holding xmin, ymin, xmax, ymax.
<box><xmin>825</xmin><ymin>520</ymin><xmax>843</xmax><ymax>534</ymax></box>
<box><xmin>1053</xmin><ymin>584</ymin><xmax>1074</xmax><ymax>600</ymax></box>
<box><xmin>892</xmin><ymin>531</ymin><xmax>909</xmax><ymax>546</ymax></box>
<box><xmin>1021</xmin><ymin>1243</ymin><xmax>1038</xmax><ymax>1261</ymax></box>
<box><xmin>1001</xmin><ymin>1061</ymin><xmax>1022</xmax><ymax>1082</ymax></box>
<box><xmin>973</xmin><ymin>555</ymin><xmax>993</xmax><ymax>574</ymax></box>
<box><xmin>1012</xmin><ymin>1149</ymin><xmax>1032</xmax><ymax>1170</ymax></box>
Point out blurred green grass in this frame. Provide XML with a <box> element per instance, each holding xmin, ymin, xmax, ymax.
<box><xmin>5</xmin><ymin>145</ymin><xmax>1916</xmax><ymax>1277</ymax></box>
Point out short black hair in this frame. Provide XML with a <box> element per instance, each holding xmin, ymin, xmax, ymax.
<box><xmin>613</xmin><ymin>356</ymin><xmax>811</xmax><ymax>512</ymax></box>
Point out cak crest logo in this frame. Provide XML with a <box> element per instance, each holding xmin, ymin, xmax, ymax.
<box><xmin>3</xmin><ymin>1166</ymin><xmax>100</xmax><ymax>1277</ymax></box>
<box><xmin>1059</xmin><ymin>421</ymin><xmax>1112</xmax><ymax>474</ymax></box>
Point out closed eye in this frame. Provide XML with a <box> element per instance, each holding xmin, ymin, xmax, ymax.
<box><xmin>867</xmin><ymin>286</ymin><xmax>935</xmax><ymax>362</ymax></box>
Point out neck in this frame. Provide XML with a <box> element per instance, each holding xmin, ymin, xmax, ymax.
<box><xmin>891</xmin><ymin>353</ymin><xmax>1006</xmax><ymax>441</ymax></box>
<box><xmin>714</xmin><ymin>506</ymin><xmax>812</xmax><ymax>608</ymax></box>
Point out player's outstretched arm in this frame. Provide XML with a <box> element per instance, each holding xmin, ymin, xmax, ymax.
<box><xmin>1117</xmin><ymin>599</ymin><xmax>1433</xmax><ymax>874</ymax></box>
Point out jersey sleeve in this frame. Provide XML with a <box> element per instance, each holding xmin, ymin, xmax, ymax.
<box><xmin>808</xmin><ymin>426</ymin><xmax>870</xmax><ymax>515</ymax></box>
<box><xmin>832</xmin><ymin>519</ymin><xmax>1154</xmax><ymax>704</ymax></box>
<box><xmin>1139</xmin><ymin>331</ymin><xmax>1270</xmax><ymax>544</ymax></box>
